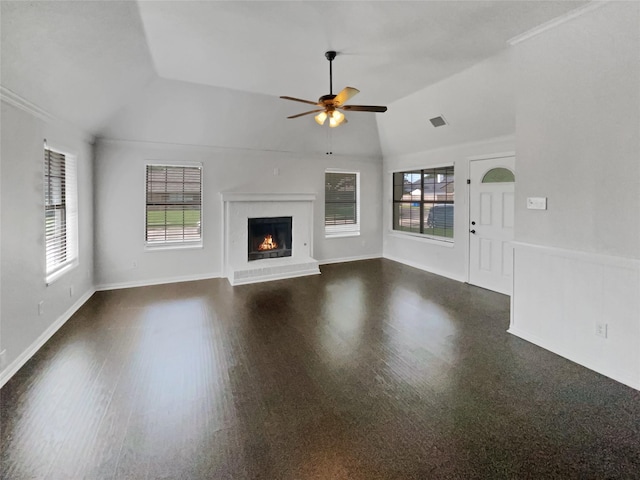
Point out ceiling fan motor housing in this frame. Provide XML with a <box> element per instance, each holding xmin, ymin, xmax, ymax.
<box><xmin>319</xmin><ymin>94</ymin><xmax>337</xmax><ymax>105</ymax></box>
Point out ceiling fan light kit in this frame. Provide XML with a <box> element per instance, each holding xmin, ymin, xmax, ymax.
<box><xmin>281</xmin><ymin>51</ymin><xmax>387</xmax><ymax>127</ymax></box>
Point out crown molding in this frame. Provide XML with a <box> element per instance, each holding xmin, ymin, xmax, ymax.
<box><xmin>0</xmin><ymin>85</ymin><xmax>55</xmax><ymax>122</ymax></box>
<box><xmin>508</xmin><ymin>1</ymin><xmax>610</xmax><ymax>46</ymax></box>
<box><xmin>95</xmin><ymin>137</ymin><xmax>381</xmax><ymax>161</ymax></box>
<box><xmin>0</xmin><ymin>85</ymin><xmax>95</xmax><ymax>144</ymax></box>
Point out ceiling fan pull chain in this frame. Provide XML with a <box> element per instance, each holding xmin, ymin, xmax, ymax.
<box><xmin>326</xmin><ymin>126</ymin><xmax>333</xmax><ymax>155</ymax></box>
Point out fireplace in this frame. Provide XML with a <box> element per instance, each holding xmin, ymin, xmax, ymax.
<box><xmin>248</xmin><ymin>216</ymin><xmax>292</xmax><ymax>261</ymax></box>
<box><xmin>221</xmin><ymin>192</ymin><xmax>319</xmax><ymax>285</ymax></box>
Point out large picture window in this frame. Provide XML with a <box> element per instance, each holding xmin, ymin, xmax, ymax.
<box><xmin>145</xmin><ymin>165</ymin><xmax>202</xmax><ymax>246</ymax></box>
<box><xmin>393</xmin><ymin>166</ymin><xmax>454</xmax><ymax>241</ymax></box>
<box><xmin>45</xmin><ymin>146</ymin><xmax>78</xmax><ymax>282</ymax></box>
<box><xmin>325</xmin><ymin>171</ymin><xmax>360</xmax><ymax>237</ymax></box>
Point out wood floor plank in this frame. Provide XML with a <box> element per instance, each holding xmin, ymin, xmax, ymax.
<box><xmin>2</xmin><ymin>259</ymin><xmax>640</xmax><ymax>479</ymax></box>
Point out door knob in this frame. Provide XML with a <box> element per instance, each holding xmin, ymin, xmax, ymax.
<box><xmin>470</xmin><ymin>230</ymin><xmax>476</xmax><ymax>234</ymax></box>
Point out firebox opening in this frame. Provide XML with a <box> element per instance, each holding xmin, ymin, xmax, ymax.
<box><xmin>248</xmin><ymin>217</ymin><xmax>292</xmax><ymax>261</ymax></box>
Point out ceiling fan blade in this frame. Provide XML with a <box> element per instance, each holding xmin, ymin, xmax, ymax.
<box><xmin>341</xmin><ymin>105</ymin><xmax>388</xmax><ymax>113</ymax></box>
<box><xmin>333</xmin><ymin>87</ymin><xmax>360</xmax><ymax>106</ymax></box>
<box><xmin>280</xmin><ymin>96</ymin><xmax>321</xmax><ymax>106</ymax></box>
<box><xmin>287</xmin><ymin>109</ymin><xmax>325</xmax><ymax>119</ymax></box>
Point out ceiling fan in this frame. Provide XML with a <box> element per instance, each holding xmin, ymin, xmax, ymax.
<box><xmin>280</xmin><ymin>51</ymin><xmax>387</xmax><ymax>128</ymax></box>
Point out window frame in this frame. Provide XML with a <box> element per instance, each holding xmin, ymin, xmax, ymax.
<box><xmin>44</xmin><ymin>144</ymin><xmax>79</xmax><ymax>285</ymax></box>
<box><xmin>144</xmin><ymin>163</ymin><xmax>203</xmax><ymax>250</ymax></box>
<box><xmin>324</xmin><ymin>169</ymin><xmax>361</xmax><ymax>238</ymax></box>
<box><xmin>392</xmin><ymin>165</ymin><xmax>455</xmax><ymax>243</ymax></box>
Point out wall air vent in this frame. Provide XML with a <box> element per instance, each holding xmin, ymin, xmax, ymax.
<box><xmin>429</xmin><ymin>116</ymin><xmax>448</xmax><ymax>127</ymax></box>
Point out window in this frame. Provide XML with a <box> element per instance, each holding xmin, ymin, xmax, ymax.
<box><xmin>393</xmin><ymin>166</ymin><xmax>454</xmax><ymax>241</ymax></box>
<box><xmin>145</xmin><ymin>165</ymin><xmax>202</xmax><ymax>246</ymax></box>
<box><xmin>482</xmin><ymin>167</ymin><xmax>515</xmax><ymax>183</ymax></box>
<box><xmin>45</xmin><ymin>146</ymin><xmax>78</xmax><ymax>283</ymax></box>
<box><xmin>325</xmin><ymin>171</ymin><xmax>360</xmax><ymax>237</ymax></box>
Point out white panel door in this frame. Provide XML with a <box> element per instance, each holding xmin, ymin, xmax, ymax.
<box><xmin>469</xmin><ymin>156</ymin><xmax>515</xmax><ymax>295</ymax></box>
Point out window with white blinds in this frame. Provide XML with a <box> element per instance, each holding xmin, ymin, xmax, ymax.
<box><xmin>325</xmin><ymin>171</ymin><xmax>360</xmax><ymax>237</ymax></box>
<box><xmin>145</xmin><ymin>165</ymin><xmax>202</xmax><ymax>246</ymax></box>
<box><xmin>45</xmin><ymin>146</ymin><xmax>78</xmax><ymax>283</ymax></box>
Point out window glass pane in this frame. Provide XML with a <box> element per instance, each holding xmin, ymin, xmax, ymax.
<box><xmin>423</xmin><ymin>203</ymin><xmax>454</xmax><ymax>238</ymax></box>
<box><xmin>145</xmin><ymin>165</ymin><xmax>202</xmax><ymax>245</ymax></box>
<box><xmin>482</xmin><ymin>167</ymin><xmax>515</xmax><ymax>183</ymax></box>
<box><xmin>325</xmin><ymin>172</ymin><xmax>359</xmax><ymax>234</ymax></box>
<box><xmin>393</xmin><ymin>203</ymin><xmax>421</xmax><ymax>234</ymax></box>
<box><xmin>393</xmin><ymin>166</ymin><xmax>454</xmax><ymax>241</ymax></box>
<box><xmin>44</xmin><ymin>148</ymin><xmax>73</xmax><ymax>276</ymax></box>
<box><xmin>392</xmin><ymin>172</ymin><xmax>403</xmax><ymax>201</ymax></box>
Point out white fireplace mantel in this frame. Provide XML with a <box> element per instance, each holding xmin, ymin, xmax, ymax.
<box><xmin>221</xmin><ymin>192</ymin><xmax>320</xmax><ymax>285</ymax></box>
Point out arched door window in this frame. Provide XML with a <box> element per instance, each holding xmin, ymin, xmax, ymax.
<box><xmin>482</xmin><ymin>167</ymin><xmax>515</xmax><ymax>183</ymax></box>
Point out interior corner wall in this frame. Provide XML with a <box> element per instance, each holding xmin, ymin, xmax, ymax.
<box><xmin>0</xmin><ymin>101</ymin><xmax>95</xmax><ymax>386</ymax></box>
<box><xmin>94</xmin><ymin>140</ymin><xmax>383</xmax><ymax>289</ymax></box>
<box><xmin>511</xmin><ymin>2</ymin><xmax>640</xmax><ymax>389</ymax></box>
<box><xmin>377</xmin><ymin>50</ymin><xmax>516</xmax><ymax>281</ymax></box>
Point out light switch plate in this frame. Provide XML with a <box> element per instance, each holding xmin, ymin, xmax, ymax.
<box><xmin>527</xmin><ymin>197</ymin><xmax>547</xmax><ymax>210</ymax></box>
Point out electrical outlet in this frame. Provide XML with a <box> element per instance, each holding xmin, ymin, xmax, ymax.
<box><xmin>595</xmin><ymin>322</ymin><xmax>608</xmax><ymax>338</ymax></box>
<box><xmin>38</xmin><ymin>301</ymin><xmax>44</xmax><ymax>316</ymax></box>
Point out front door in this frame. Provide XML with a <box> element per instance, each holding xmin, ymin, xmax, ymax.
<box><xmin>468</xmin><ymin>156</ymin><xmax>515</xmax><ymax>295</ymax></box>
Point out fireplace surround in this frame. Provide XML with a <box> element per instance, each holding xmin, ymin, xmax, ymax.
<box><xmin>221</xmin><ymin>193</ymin><xmax>320</xmax><ymax>285</ymax></box>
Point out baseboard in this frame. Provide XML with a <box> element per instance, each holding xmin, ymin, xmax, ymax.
<box><xmin>0</xmin><ymin>288</ymin><xmax>96</xmax><ymax>389</ymax></box>
<box><xmin>508</xmin><ymin>326</ymin><xmax>640</xmax><ymax>391</ymax></box>
<box><xmin>95</xmin><ymin>272</ymin><xmax>223</xmax><ymax>291</ymax></box>
<box><xmin>382</xmin><ymin>253</ymin><xmax>466</xmax><ymax>283</ymax></box>
<box><xmin>319</xmin><ymin>253</ymin><xmax>382</xmax><ymax>266</ymax></box>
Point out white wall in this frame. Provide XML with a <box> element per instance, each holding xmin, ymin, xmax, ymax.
<box><xmin>94</xmin><ymin>140</ymin><xmax>382</xmax><ymax>288</ymax></box>
<box><xmin>100</xmin><ymin>77</ymin><xmax>383</xmax><ymax>158</ymax></box>
<box><xmin>0</xmin><ymin>100</ymin><xmax>95</xmax><ymax>385</ymax></box>
<box><xmin>378</xmin><ymin>51</ymin><xmax>516</xmax><ymax>281</ymax></box>
<box><xmin>93</xmin><ymin>77</ymin><xmax>383</xmax><ymax>289</ymax></box>
<box><xmin>510</xmin><ymin>2</ymin><xmax>640</xmax><ymax>389</ymax></box>
<box><xmin>378</xmin><ymin>50</ymin><xmax>515</xmax><ymax>159</ymax></box>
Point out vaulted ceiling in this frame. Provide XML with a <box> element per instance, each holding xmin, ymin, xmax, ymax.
<box><xmin>1</xmin><ymin>1</ymin><xmax>586</xmax><ymax>136</ymax></box>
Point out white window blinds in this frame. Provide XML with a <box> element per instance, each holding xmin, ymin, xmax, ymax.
<box><xmin>145</xmin><ymin>165</ymin><xmax>202</xmax><ymax>245</ymax></box>
<box><xmin>45</xmin><ymin>147</ymin><xmax>78</xmax><ymax>281</ymax></box>
<box><xmin>325</xmin><ymin>171</ymin><xmax>360</xmax><ymax>236</ymax></box>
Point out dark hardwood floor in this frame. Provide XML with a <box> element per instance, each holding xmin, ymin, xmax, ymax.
<box><xmin>2</xmin><ymin>259</ymin><xmax>640</xmax><ymax>479</ymax></box>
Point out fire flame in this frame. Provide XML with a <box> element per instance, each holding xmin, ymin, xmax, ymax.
<box><xmin>258</xmin><ymin>234</ymin><xmax>278</xmax><ymax>251</ymax></box>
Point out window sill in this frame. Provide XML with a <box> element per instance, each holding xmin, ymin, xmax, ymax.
<box><xmin>388</xmin><ymin>230</ymin><xmax>455</xmax><ymax>247</ymax></box>
<box><xmin>145</xmin><ymin>242</ymin><xmax>203</xmax><ymax>252</ymax></box>
<box><xmin>325</xmin><ymin>231</ymin><xmax>361</xmax><ymax>239</ymax></box>
<box><xmin>46</xmin><ymin>260</ymin><xmax>79</xmax><ymax>286</ymax></box>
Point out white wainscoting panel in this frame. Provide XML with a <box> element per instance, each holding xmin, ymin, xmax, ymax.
<box><xmin>510</xmin><ymin>242</ymin><xmax>640</xmax><ymax>390</ymax></box>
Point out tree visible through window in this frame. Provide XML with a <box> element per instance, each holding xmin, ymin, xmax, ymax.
<box><xmin>145</xmin><ymin>165</ymin><xmax>202</xmax><ymax>245</ymax></box>
<box><xmin>393</xmin><ymin>166</ymin><xmax>454</xmax><ymax>240</ymax></box>
<box><xmin>325</xmin><ymin>171</ymin><xmax>360</xmax><ymax>236</ymax></box>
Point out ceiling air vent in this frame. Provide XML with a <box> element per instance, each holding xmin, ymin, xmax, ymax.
<box><xmin>429</xmin><ymin>116</ymin><xmax>447</xmax><ymax>127</ymax></box>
